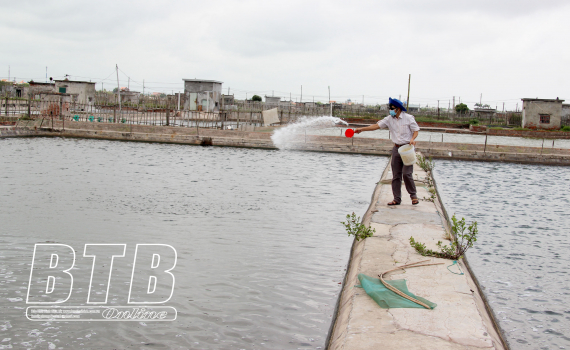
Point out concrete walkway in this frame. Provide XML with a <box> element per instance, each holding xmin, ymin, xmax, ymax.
<box><xmin>5</xmin><ymin>120</ymin><xmax>570</xmax><ymax>165</ymax></box>
<box><xmin>328</xmin><ymin>157</ymin><xmax>506</xmax><ymax>350</ymax></box>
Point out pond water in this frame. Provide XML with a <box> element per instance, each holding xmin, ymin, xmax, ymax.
<box><xmin>434</xmin><ymin>160</ymin><xmax>570</xmax><ymax>350</ymax></box>
<box><xmin>0</xmin><ymin>137</ymin><xmax>386</xmax><ymax>349</ymax></box>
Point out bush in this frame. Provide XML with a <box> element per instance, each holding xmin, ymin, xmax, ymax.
<box><xmin>251</xmin><ymin>95</ymin><xmax>262</xmax><ymax>102</ymax></box>
<box><xmin>341</xmin><ymin>212</ymin><xmax>375</xmax><ymax>241</ymax></box>
<box><xmin>469</xmin><ymin>119</ymin><xmax>479</xmax><ymax>125</ymax></box>
<box><xmin>455</xmin><ymin>103</ymin><xmax>469</xmax><ymax>114</ymax></box>
<box><xmin>409</xmin><ymin>214</ymin><xmax>478</xmax><ymax>260</ymax></box>
<box><xmin>561</xmin><ymin>126</ymin><xmax>570</xmax><ymax>132</ymax></box>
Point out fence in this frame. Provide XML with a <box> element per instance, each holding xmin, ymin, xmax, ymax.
<box><xmin>0</xmin><ymin>94</ymin><xmax>540</xmax><ymax>130</ymax></box>
<box><xmin>0</xmin><ymin>95</ymin><xmax>324</xmax><ymax>129</ymax></box>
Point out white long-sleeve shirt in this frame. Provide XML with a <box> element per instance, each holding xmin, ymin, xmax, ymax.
<box><xmin>377</xmin><ymin>112</ymin><xmax>420</xmax><ymax>145</ymax></box>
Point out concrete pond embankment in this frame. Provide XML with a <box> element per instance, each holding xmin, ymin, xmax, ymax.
<box><xmin>3</xmin><ymin>119</ymin><xmax>570</xmax><ymax>166</ymax></box>
<box><xmin>326</xmin><ymin>158</ymin><xmax>508</xmax><ymax>350</ymax></box>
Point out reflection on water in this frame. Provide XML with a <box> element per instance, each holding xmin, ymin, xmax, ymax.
<box><xmin>434</xmin><ymin>160</ymin><xmax>570</xmax><ymax>350</ymax></box>
<box><xmin>0</xmin><ymin>137</ymin><xmax>386</xmax><ymax>349</ymax></box>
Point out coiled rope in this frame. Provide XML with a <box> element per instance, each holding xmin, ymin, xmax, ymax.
<box><xmin>378</xmin><ymin>259</ymin><xmax>444</xmax><ymax>309</ymax></box>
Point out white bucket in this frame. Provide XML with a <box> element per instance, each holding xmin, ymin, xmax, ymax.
<box><xmin>398</xmin><ymin>144</ymin><xmax>417</xmax><ymax>166</ymax></box>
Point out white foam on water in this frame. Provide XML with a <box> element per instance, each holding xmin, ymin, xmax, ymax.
<box><xmin>271</xmin><ymin>116</ymin><xmax>348</xmax><ymax>150</ymax></box>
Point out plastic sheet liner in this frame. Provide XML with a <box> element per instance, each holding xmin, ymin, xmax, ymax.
<box><xmin>357</xmin><ymin>274</ymin><xmax>437</xmax><ymax>309</ymax></box>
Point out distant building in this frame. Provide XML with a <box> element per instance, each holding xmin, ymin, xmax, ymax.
<box><xmin>474</xmin><ymin>107</ymin><xmax>496</xmax><ymax>120</ymax></box>
<box><xmin>521</xmin><ymin>98</ymin><xmax>564</xmax><ymax>130</ymax></box>
<box><xmin>183</xmin><ymin>79</ymin><xmax>223</xmax><ymax>112</ymax></box>
<box><xmin>29</xmin><ymin>81</ymin><xmax>56</xmax><ymax>98</ymax></box>
<box><xmin>38</xmin><ymin>92</ymin><xmax>72</xmax><ymax>119</ymax></box>
<box><xmin>562</xmin><ymin>104</ymin><xmax>570</xmax><ymax>118</ymax></box>
<box><xmin>407</xmin><ymin>104</ymin><xmax>420</xmax><ymax>112</ymax></box>
<box><xmin>116</xmin><ymin>89</ymin><xmax>141</xmax><ymax>104</ymax></box>
<box><xmin>279</xmin><ymin>100</ymin><xmax>294</xmax><ymax>108</ymax></box>
<box><xmin>1</xmin><ymin>80</ymin><xmax>31</xmax><ymax>98</ymax></box>
<box><xmin>54</xmin><ymin>79</ymin><xmax>96</xmax><ymax>105</ymax></box>
<box><xmin>222</xmin><ymin>94</ymin><xmax>234</xmax><ymax>106</ymax></box>
<box><xmin>265</xmin><ymin>96</ymin><xmax>281</xmax><ymax>107</ymax></box>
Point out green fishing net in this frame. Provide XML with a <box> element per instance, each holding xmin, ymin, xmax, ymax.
<box><xmin>357</xmin><ymin>274</ymin><xmax>437</xmax><ymax>309</ymax></box>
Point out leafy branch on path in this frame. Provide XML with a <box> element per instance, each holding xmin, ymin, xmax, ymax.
<box><xmin>409</xmin><ymin>214</ymin><xmax>478</xmax><ymax>260</ymax></box>
<box><xmin>341</xmin><ymin>212</ymin><xmax>375</xmax><ymax>241</ymax></box>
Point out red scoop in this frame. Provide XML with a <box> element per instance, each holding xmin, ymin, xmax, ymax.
<box><xmin>345</xmin><ymin>129</ymin><xmax>355</xmax><ymax>138</ymax></box>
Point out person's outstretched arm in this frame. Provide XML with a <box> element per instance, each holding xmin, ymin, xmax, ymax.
<box><xmin>354</xmin><ymin>124</ymin><xmax>380</xmax><ymax>133</ymax></box>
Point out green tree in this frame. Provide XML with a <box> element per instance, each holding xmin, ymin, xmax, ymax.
<box><xmin>251</xmin><ymin>95</ymin><xmax>262</xmax><ymax>102</ymax></box>
<box><xmin>455</xmin><ymin>103</ymin><xmax>469</xmax><ymax>114</ymax></box>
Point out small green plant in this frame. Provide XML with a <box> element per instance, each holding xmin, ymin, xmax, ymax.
<box><xmin>409</xmin><ymin>214</ymin><xmax>478</xmax><ymax>260</ymax></box>
<box><xmin>424</xmin><ymin>187</ymin><xmax>437</xmax><ymax>202</ymax></box>
<box><xmin>561</xmin><ymin>126</ymin><xmax>570</xmax><ymax>132</ymax></box>
<box><xmin>417</xmin><ymin>154</ymin><xmax>434</xmax><ymax>173</ymax></box>
<box><xmin>18</xmin><ymin>114</ymin><xmax>32</xmax><ymax>120</ymax></box>
<box><xmin>417</xmin><ymin>154</ymin><xmax>436</xmax><ymax>202</ymax></box>
<box><xmin>469</xmin><ymin>119</ymin><xmax>479</xmax><ymax>125</ymax></box>
<box><xmin>341</xmin><ymin>212</ymin><xmax>375</xmax><ymax>241</ymax></box>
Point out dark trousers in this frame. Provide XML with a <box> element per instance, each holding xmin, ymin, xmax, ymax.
<box><xmin>391</xmin><ymin>145</ymin><xmax>417</xmax><ymax>203</ymax></box>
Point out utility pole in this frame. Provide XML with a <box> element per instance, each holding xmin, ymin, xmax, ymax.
<box><xmin>452</xmin><ymin>96</ymin><xmax>455</xmax><ymax>109</ymax></box>
<box><xmin>128</xmin><ymin>77</ymin><xmax>130</xmax><ymax>90</ymax></box>
<box><xmin>116</xmin><ymin>64</ymin><xmax>121</xmax><ymax>121</ymax></box>
<box><xmin>328</xmin><ymin>86</ymin><xmax>332</xmax><ymax>116</ymax></box>
<box><xmin>362</xmin><ymin>95</ymin><xmax>364</xmax><ymax>105</ymax></box>
<box><xmin>503</xmin><ymin>102</ymin><xmax>505</xmax><ymax>112</ymax></box>
<box><xmin>228</xmin><ymin>87</ymin><xmax>230</xmax><ymax>95</ymax></box>
<box><xmin>8</xmin><ymin>65</ymin><xmax>10</xmax><ymax>82</ymax></box>
<box><xmin>437</xmin><ymin>100</ymin><xmax>440</xmax><ymax>117</ymax></box>
<box><xmin>406</xmin><ymin>74</ymin><xmax>411</xmax><ymax>110</ymax></box>
<box><xmin>480</xmin><ymin>93</ymin><xmax>482</xmax><ymax>105</ymax></box>
<box><xmin>45</xmin><ymin>66</ymin><xmax>47</xmax><ymax>83</ymax></box>
<box><xmin>143</xmin><ymin>79</ymin><xmax>145</xmax><ymax>95</ymax></box>
<box><xmin>300</xmin><ymin>85</ymin><xmax>302</xmax><ymax>103</ymax></box>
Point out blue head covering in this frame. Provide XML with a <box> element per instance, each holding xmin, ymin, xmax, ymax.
<box><xmin>389</xmin><ymin>97</ymin><xmax>407</xmax><ymax>112</ymax></box>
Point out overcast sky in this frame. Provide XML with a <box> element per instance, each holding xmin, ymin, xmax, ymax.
<box><xmin>1</xmin><ymin>0</ymin><xmax>569</xmax><ymax>109</ymax></box>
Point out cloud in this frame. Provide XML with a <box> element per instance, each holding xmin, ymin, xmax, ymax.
<box><xmin>0</xmin><ymin>0</ymin><xmax>569</xmax><ymax>108</ymax></box>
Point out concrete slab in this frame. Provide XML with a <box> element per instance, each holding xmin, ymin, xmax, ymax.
<box><xmin>371</xmin><ymin>208</ymin><xmax>443</xmax><ymax>226</ymax></box>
